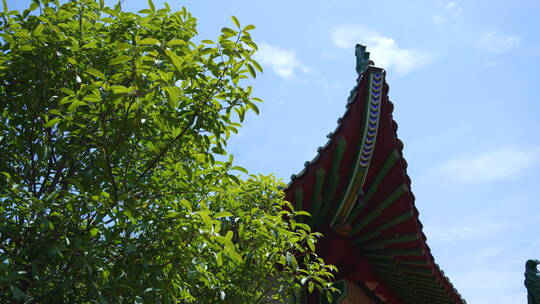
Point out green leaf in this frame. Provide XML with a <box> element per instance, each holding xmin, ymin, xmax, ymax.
<box><xmin>214</xmin><ymin>211</ymin><xmax>233</xmax><ymax>219</ymax></box>
<box><xmin>179</xmin><ymin>199</ymin><xmax>192</xmax><ymax>211</ymax></box>
<box><xmin>163</xmin><ymin>86</ymin><xmax>181</xmax><ymax>109</ymax></box>
<box><xmin>110</xmin><ymin>85</ymin><xmax>129</xmax><ymax>94</ymax></box>
<box><xmin>2</xmin><ymin>0</ymin><xmax>7</xmax><ymax>14</ymax></box>
<box><xmin>19</xmin><ymin>45</ymin><xmax>35</xmax><ymax>51</ymax></box>
<box><xmin>85</xmin><ymin>68</ymin><xmax>105</xmax><ymax>79</ymax></box>
<box><xmin>246</xmin><ymin>101</ymin><xmax>259</xmax><ymax>115</ymax></box>
<box><xmin>110</xmin><ymin>55</ymin><xmax>131</xmax><ymax>65</ymax></box>
<box><xmin>230</xmin><ymin>15</ymin><xmax>240</xmax><ymax>28</ymax></box>
<box><xmin>165</xmin><ymin>211</ymin><xmax>180</xmax><ymax>218</ymax></box>
<box><xmin>114</xmin><ymin>42</ymin><xmax>132</xmax><ymax>51</ymax></box>
<box><xmin>307</xmin><ymin>239</ymin><xmax>315</xmax><ymax>252</ymax></box>
<box><xmin>295</xmin><ymin>211</ymin><xmax>311</xmax><ymax>217</ymax></box>
<box><xmin>216</xmin><ymin>252</ymin><xmax>223</xmax><ymax>266</ymax></box>
<box><xmin>224</xmin><ymin>243</ymin><xmax>242</xmax><ymax>263</ymax></box>
<box><xmin>1</xmin><ymin>172</ymin><xmax>11</xmax><ymax>181</ymax></box>
<box><xmin>231</xmin><ymin>166</ymin><xmax>248</xmax><ymax>174</ymax></box>
<box><xmin>164</xmin><ymin>49</ymin><xmax>183</xmax><ymax>72</ymax></box>
<box><xmin>308</xmin><ymin>281</ymin><xmax>314</xmax><ymax>293</ymax></box>
<box><xmin>44</xmin><ymin>117</ymin><xmax>61</xmax><ymax>128</ymax></box>
<box><xmin>67</xmin><ymin>100</ymin><xmax>87</xmax><ymax>112</ymax></box>
<box><xmin>286</xmin><ymin>252</ymin><xmax>297</xmax><ymax>269</ymax></box>
<box><xmin>33</xmin><ymin>23</ymin><xmax>44</xmax><ymax>36</ymax></box>
<box><xmin>228</xmin><ymin>174</ymin><xmax>240</xmax><ymax>185</ymax></box>
<box><xmin>167</xmin><ymin>39</ymin><xmax>186</xmax><ymax>46</ymax></box>
<box><xmin>123</xmin><ymin>209</ymin><xmax>136</xmax><ymax>224</ymax></box>
<box><xmin>82</xmin><ymin>42</ymin><xmax>98</xmax><ymax>49</ymax></box>
<box><xmin>148</xmin><ymin>0</ymin><xmax>155</xmax><ymax>11</ymax></box>
<box><xmin>83</xmin><ymin>94</ymin><xmax>101</xmax><ymax>102</ymax></box>
<box><xmin>243</xmin><ymin>24</ymin><xmax>256</xmax><ymax>31</ymax></box>
<box><xmin>138</xmin><ymin>38</ymin><xmax>160</xmax><ymax>45</ymax></box>
<box><xmin>221</xmin><ymin>27</ymin><xmax>237</xmax><ymax>36</ymax></box>
<box><xmin>199</xmin><ymin>210</ymin><xmax>213</xmax><ymax>229</ymax></box>
<box><xmin>252</xmin><ymin>60</ymin><xmax>263</xmax><ymax>73</ymax></box>
<box><xmin>90</xmin><ymin>228</ymin><xmax>99</xmax><ymax>237</ymax></box>
<box><xmin>247</xmin><ymin>64</ymin><xmax>256</xmax><ymax>78</ymax></box>
<box><xmin>326</xmin><ymin>291</ymin><xmax>333</xmax><ymax>303</ymax></box>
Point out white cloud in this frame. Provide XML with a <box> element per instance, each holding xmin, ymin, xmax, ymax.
<box><xmin>438</xmin><ymin>146</ymin><xmax>540</xmax><ymax>182</ymax></box>
<box><xmin>444</xmin><ymin>2</ymin><xmax>463</xmax><ymax>17</ymax></box>
<box><xmin>330</xmin><ymin>25</ymin><xmax>434</xmax><ymax>75</ymax></box>
<box><xmin>476</xmin><ymin>31</ymin><xmax>522</xmax><ymax>54</ymax></box>
<box><xmin>426</xmin><ymin>220</ymin><xmax>506</xmax><ymax>244</ymax></box>
<box><xmin>254</xmin><ymin>43</ymin><xmax>309</xmax><ymax>79</ymax></box>
<box><xmin>445</xmin><ymin>2</ymin><xmax>458</xmax><ymax>10</ymax></box>
<box><xmin>433</xmin><ymin>1</ymin><xmax>463</xmax><ymax>24</ymax></box>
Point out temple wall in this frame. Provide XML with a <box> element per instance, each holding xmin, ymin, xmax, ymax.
<box><xmin>339</xmin><ymin>281</ymin><xmax>375</xmax><ymax>304</ymax></box>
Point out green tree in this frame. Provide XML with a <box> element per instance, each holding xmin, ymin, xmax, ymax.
<box><xmin>0</xmin><ymin>0</ymin><xmax>336</xmax><ymax>303</ymax></box>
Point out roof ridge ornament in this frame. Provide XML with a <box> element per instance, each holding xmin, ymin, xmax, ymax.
<box><xmin>346</xmin><ymin>44</ymin><xmax>374</xmax><ymax>106</ymax></box>
<box><xmin>525</xmin><ymin>259</ymin><xmax>540</xmax><ymax>304</ymax></box>
<box><xmin>355</xmin><ymin>44</ymin><xmax>372</xmax><ymax>76</ymax></box>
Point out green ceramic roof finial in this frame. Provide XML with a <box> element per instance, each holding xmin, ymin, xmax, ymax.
<box><xmin>525</xmin><ymin>259</ymin><xmax>540</xmax><ymax>304</ymax></box>
<box><xmin>355</xmin><ymin>44</ymin><xmax>371</xmax><ymax>76</ymax></box>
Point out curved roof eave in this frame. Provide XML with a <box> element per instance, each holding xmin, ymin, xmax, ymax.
<box><xmin>283</xmin><ymin>51</ymin><xmax>466</xmax><ymax>304</ymax></box>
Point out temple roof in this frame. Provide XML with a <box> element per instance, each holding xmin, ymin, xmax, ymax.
<box><xmin>284</xmin><ymin>45</ymin><xmax>466</xmax><ymax>304</ymax></box>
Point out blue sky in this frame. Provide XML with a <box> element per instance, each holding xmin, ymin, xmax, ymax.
<box><xmin>8</xmin><ymin>0</ymin><xmax>540</xmax><ymax>303</ymax></box>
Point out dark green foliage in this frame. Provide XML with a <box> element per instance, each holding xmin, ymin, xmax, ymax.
<box><xmin>0</xmin><ymin>0</ymin><xmax>336</xmax><ymax>302</ymax></box>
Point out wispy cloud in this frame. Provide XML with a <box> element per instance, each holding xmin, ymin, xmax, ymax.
<box><xmin>437</xmin><ymin>146</ymin><xmax>540</xmax><ymax>182</ymax></box>
<box><xmin>254</xmin><ymin>43</ymin><xmax>309</xmax><ymax>79</ymax></box>
<box><xmin>476</xmin><ymin>31</ymin><xmax>522</xmax><ymax>54</ymax></box>
<box><xmin>433</xmin><ymin>1</ymin><xmax>463</xmax><ymax>24</ymax></box>
<box><xmin>330</xmin><ymin>25</ymin><xmax>434</xmax><ymax>75</ymax></box>
<box><xmin>484</xmin><ymin>60</ymin><xmax>502</xmax><ymax>67</ymax></box>
<box><xmin>426</xmin><ymin>220</ymin><xmax>507</xmax><ymax>244</ymax></box>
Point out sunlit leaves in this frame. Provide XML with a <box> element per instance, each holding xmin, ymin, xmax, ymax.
<box><xmin>163</xmin><ymin>86</ymin><xmax>181</xmax><ymax>108</ymax></box>
<box><xmin>167</xmin><ymin>39</ymin><xmax>186</xmax><ymax>47</ymax></box>
<box><xmin>85</xmin><ymin>68</ymin><xmax>105</xmax><ymax>79</ymax></box>
<box><xmin>114</xmin><ymin>42</ymin><xmax>132</xmax><ymax>51</ymax></box>
<box><xmin>230</xmin><ymin>15</ymin><xmax>240</xmax><ymax>28</ymax></box>
<box><xmin>147</xmin><ymin>0</ymin><xmax>155</xmax><ymax>12</ymax></box>
<box><xmin>0</xmin><ymin>0</ymin><xmax>334</xmax><ymax>303</ymax></box>
<box><xmin>110</xmin><ymin>55</ymin><xmax>131</xmax><ymax>65</ymax></box>
<box><xmin>33</xmin><ymin>23</ymin><xmax>44</xmax><ymax>36</ymax></box>
<box><xmin>163</xmin><ymin>49</ymin><xmax>183</xmax><ymax>72</ymax></box>
<box><xmin>247</xmin><ymin>64</ymin><xmax>257</xmax><ymax>78</ymax></box>
<box><xmin>137</xmin><ymin>37</ymin><xmax>160</xmax><ymax>45</ymax></box>
<box><xmin>221</xmin><ymin>27</ymin><xmax>237</xmax><ymax>37</ymax></box>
